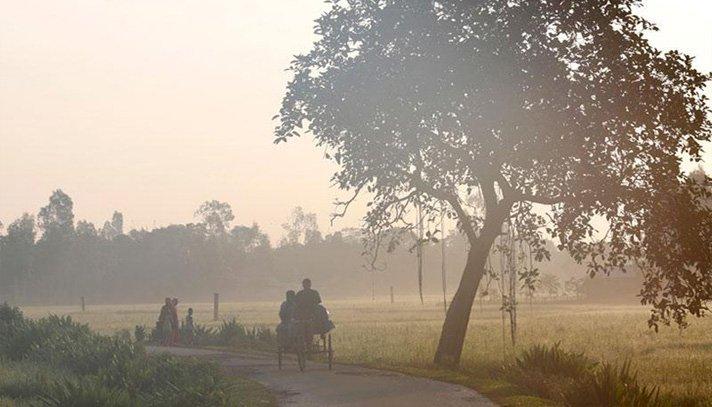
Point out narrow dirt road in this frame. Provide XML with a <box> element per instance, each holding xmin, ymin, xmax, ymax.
<box><xmin>147</xmin><ymin>346</ymin><xmax>495</xmax><ymax>406</ymax></box>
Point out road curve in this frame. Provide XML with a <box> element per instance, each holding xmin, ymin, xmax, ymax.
<box><xmin>147</xmin><ymin>346</ymin><xmax>495</xmax><ymax>407</ymax></box>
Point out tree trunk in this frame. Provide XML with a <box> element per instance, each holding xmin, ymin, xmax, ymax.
<box><xmin>417</xmin><ymin>203</ymin><xmax>424</xmax><ymax>305</ymax></box>
<box><xmin>433</xmin><ymin>238</ymin><xmax>492</xmax><ymax>366</ymax></box>
<box><xmin>433</xmin><ymin>198</ymin><xmax>509</xmax><ymax>367</ymax></box>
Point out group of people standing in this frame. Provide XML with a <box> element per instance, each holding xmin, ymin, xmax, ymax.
<box><xmin>157</xmin><ymin>297</ymin><xmax>194</xmax><ymax>346</ymax></box>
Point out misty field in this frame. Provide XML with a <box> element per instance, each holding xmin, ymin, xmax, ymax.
<box><xmin>21</xmin><ymin>299</ymin><xmax>712</xmax><ymax>404</ymax></box>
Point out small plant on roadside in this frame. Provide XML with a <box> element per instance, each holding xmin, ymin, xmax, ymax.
<box><xmin>511</xmin><ymin>342</ymin><xmax>596</xmax><ymax>378</ymax></box>
<box><xmin>39</xmin><ymin>378</ymin><xmax>132</xmax><ymax>407</ymax></box>
<box><xmin>217</xmin><ymin>318</ymin><xmax>247</xmax><ymax>344</ymax></box>
<box><xmin>497</xmin><ymin>343</ymin><xmax>685</xmax><ymax>406</ymax></box>
<box><xmin>562</xmin><ymin>361</ymin><xmax>662</xmax><ymax>407</ymax></box>
<box><xmin>134</xmin><ymin>325</ymin><xmax>146</xmax><ymax>343</ymax></box>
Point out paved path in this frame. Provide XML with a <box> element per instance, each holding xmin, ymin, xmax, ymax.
<box><xmin>147</xmin><ymin>346</ymin><xmax>495</xmax><ymax>407</ymax></box>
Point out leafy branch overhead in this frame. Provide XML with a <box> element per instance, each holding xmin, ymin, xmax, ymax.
<box><xmin>275</xmin><ymin>0</ymin><xmax>712</xmax><ymax>339</ymax></box>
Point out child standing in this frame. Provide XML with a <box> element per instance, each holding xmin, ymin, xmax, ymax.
<box><xmin>183</xmin><ymin>307</ymin><xmax>195</xmax><ymax>345</ymax></box>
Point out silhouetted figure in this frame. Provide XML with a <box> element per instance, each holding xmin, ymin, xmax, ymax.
<box><xmin>280</xmin><ymin>290</ymin><xmax>296</xmax><ymax>323</ymax></box>
<box><xmin>170</xmin><ymin>298</ymin><xmax>180</xmax><ymax>345</ymax></box>
<box><xmin>158</xmin><ymin>297</ymin><xmax>173</xmax><ymax>345</ymax></box>
<box><xmin>183</xmin><ymin>307</ymin><xmax>195</xmax><ymax>345</ymax></box>
<box><xmin>294</xmin><ymin>278</ymin><xmax>321</xmax><ymax>321</ymax></box>
<box><xmin>277</xmin><ymin>290</ymin><xmax>296</xmax><ymax>345</ymax></box>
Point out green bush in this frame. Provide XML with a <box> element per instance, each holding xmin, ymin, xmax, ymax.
<box><xmin>134</xmin><ymin>325</ymin><xmax>147</xmax><ymax>343</ymax></box>
<box><xmin>497</xmin><ymin>343</ymin><xmax>686</xmax><ymax>406</ymax></box>
<box><xmin>563</xmin><ymin>361</ymin><xmax>661</xmax><ymax>407</ymax></box>
<box><xmin>191</xmin><ymin>324</ymin><xmax>217</xmax><ymax>343</ymax></box>
<box><xmin>0</xmin><ymin>303</ymin><xmax>250</xmax><ymax>406</ymax></box>
<box><xmin>143</xmin><ymin>318</ymin><xmax>274</xmax><ymax>349</ymax></box>
<box><xmin>0</xmin><ymin>361</ymin><xmax>62</xmax><ymax>401</ymax></box>
<box><xmin>217</xmin><ymin>319</ymin><xmax>247</xmax><ymax>344</ymax></box>
<box><xmin>512</xmin><ymin>342</ymin><xmax>596</xmax><ymax>378</ymax></box>
<box><xmin>39</xmin><ymin>378</ymin><xmax>132</xmax><ymax>407</ymax></box>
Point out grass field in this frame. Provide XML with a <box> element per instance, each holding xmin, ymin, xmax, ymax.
<box><xmin>20</xmin><ymin>297</ymin><xmax>712</xmax><ymax>405</ymax></box>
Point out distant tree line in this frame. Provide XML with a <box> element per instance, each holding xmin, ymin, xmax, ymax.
<box><xmin>6</xmin><ymin>181</ymin><xmax>704</xmax><ymax>305</ymax></box>
<box><xmin>0</xmin><ymin>190</ymin><xmax>472</xmax><ymax>304</ymax></box>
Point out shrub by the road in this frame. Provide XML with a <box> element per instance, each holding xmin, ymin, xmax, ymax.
<box><xmin>498</xmin><ymin>343</ymin><xmax>698</xmax><ymax>407</ymax></box>
<box><xmin>0</xmin><ymin>302</ymin><xmax>251</xmax><ymax>406</ymax></box>
<box><xmin>138</xmin><ymin>317</ymin><xmax>275</xmax><ymax>350</ymax></box>
<box><xmin>496</xmin><ymin>343</ymin><xmax>701</xmax><ymax>407</ymax></box>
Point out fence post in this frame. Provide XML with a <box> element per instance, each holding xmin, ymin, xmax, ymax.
<box><xmin>81</xmin><ymin>296</ymin><xmax>85</xmax><ymax>312</ymax></box>
<box><xmin>213</xmin><ymin>293</ymin><xmax>219</xmax><ymax>321</ymax></box>
<box><xmin>390</xmin><ymin>286</ymin><xmax>394</xmax><ymax>304</ymax></box>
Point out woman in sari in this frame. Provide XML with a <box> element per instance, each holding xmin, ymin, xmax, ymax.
<box><xmin>158</xmin><ymin>297</ymin><xmax>173</xmax><ymax>345</ymax></box>
<box><xmin>170</xmin><ymin>298</ymin><xmax>180</xmax><ymax>345</ymax></box>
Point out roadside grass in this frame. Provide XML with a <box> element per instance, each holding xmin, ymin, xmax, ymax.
<box><xmin>20</xmin><ymin>298</ymin><xmax>712</xmax><ymax>405</ymax></box>
<box><xmin>0</xmin><ymin>303</ymin><xmax>276</xmax><ymax>407</ymax></box>
<box><xmin>222</xmin><ymin>375</ymin><xmax>275</xmax><ymax>407</ymax></box>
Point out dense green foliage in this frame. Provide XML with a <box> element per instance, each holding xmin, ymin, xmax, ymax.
<box><xmin>498</xmin><ymin>343</ymin><xmax>698</xmax><ymax>406</ymax></box>
<box><xmin>0</xmin><ymin>303</ymin><xmax>267</xmax><ymax>406</ymax></box>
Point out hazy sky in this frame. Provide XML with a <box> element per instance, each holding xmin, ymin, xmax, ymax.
<box><xmin>1</xmin><ymin>0</ymin><xmax>710</xmax><ymax>240</ymax></box>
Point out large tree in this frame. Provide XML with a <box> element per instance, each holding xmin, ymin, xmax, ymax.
<box><xmin>280</xmin><ymin>206</ymin><xmax>321</xmax><ymax>246</ymax></box>
<box><xmin>37</xmin><ymin>189</ymin><xmax>74</xmax><ymax>240</ymax></box>
<box><xmin>275</xmin><ymin>0</ymin><xmax>712</xmax><ymax>366</ymax></box>
<box><xmin>195</xmin><ymin>200</ymin><xmax>235</xmax><ymax>236</ymax></box>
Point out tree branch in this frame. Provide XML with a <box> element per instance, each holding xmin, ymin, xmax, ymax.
<box><xmin>515</xmin><ymin>192</ymin><xmax>564</xmax><ymax>205</ymax></box>
<box><xmin>409</xmin><ymin>176</ymin><xmax>478</xmax><ymax>242</ymax></box>
<box><xmin>331</xmin><ymin>183</ymin><xmax>366</xmax><ymax>225</ymax></box>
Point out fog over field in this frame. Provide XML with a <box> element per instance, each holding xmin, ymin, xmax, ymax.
<box><xmin>1</xmin><ymin>1</ymin><xmax>711</xmax><ymax>406</ymax></box>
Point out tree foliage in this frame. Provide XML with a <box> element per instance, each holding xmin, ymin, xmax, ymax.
<box><xmin>275</xmin><ymin>0</ymin><xmax>711</xmax><ymax>361</ymax></box>
<box><xmin>2</xmin><ymin>193</ymin><xmax>439</xmax><ymax>303</ymax></box>
<box><xmin>281</xmin><ymin>206</ymin><xmax>321</xmax><ymax>246</ymax></box>
<box><xmin>0</xmin><ymin>214</ymin><xmax>35</xmax><ymax>285</ymax></box>
<box><xmin>100</xmin><ymin>211</ymin><xmax>124</xmax><ymax>240</ymax></box>
<box><xmin>37</xmin><ymin>189</ymin><xmax>74</xmax><ymax>240</ymax></box>
<box><xmin>195</xmin><ymin>200</ymin><xmax>235</xmax><ymax>236</ymax></box>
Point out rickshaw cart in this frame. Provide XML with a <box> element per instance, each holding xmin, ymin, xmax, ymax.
<box><xmin>277</xmin><ymin>319</ymin><xmax>333</xmax><ymax>372</ymax></box>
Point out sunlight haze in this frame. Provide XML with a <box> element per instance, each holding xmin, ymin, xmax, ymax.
<box><xmin>1</xmin><ymin>0</ymin><xmax>710</xmax><ymax>240</ymax></box>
